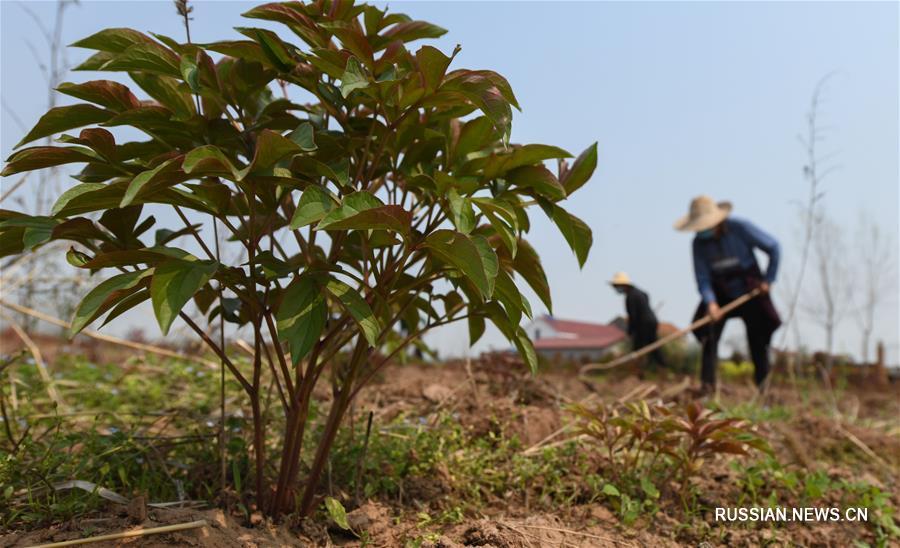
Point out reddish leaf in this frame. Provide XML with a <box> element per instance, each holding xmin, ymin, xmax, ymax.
<box><xmin>16</xmin><ymin>104</ymin><xmax>114</xmax><ymax>148</ymax></box>
<box><xmin>3</xmin><ymin>146</ymin><xmax>97</xmax><ymax>177</ymax></box>
<box><xmin>57</xmin><ymin>81</ymin><xmax>141</xmax><ymax>112</ymax></box>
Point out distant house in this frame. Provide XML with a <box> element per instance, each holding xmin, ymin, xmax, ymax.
<box><xmin>523</xmin><ymin>315</ymin><xmax>627</xmax><ymax>363</ymax></box>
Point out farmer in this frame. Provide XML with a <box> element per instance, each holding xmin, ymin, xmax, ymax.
<box><xmin>674</xmin><ymin>196</ymin><xmax>781</xmax><ymax>394</ymax></box>
<box><xmin>609</xmin><ymin>272</ymin><xmax>668</xmax><ymax>370</ymax></box>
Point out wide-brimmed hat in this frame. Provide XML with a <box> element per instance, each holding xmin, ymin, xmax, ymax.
<box><xmin>673</xmin><ymin>195</ymin><xmax>732</xmax><ymax>232</ymax></box>
<box><xmin>608</xmin><ymin>272</ymin><xmax>632</xmax><ymax>287</ymax></box>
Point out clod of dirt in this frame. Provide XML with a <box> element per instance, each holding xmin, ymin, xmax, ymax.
<box><xmin>588</xmin><ymin>504</ymin><xmax>615</xmax><ymax>523</ymax></box>
<box><xmin>422</xmin><ymin>535</ymin><xmax>464</xmax><ymax>548</ymax></box>
<box><xmin>346</xmin><ymin>501</ymin><xmax>391</xmax><ymax>538</ymax></box>
<box><xmin>423</xmin><ymin>383</ymin><xmax>454</xmax><ymax>403</ymax></box>
<box><xmin>249</xmin><ymin>511</ymin><xmax>264</xmax><ymax>526</ymax></box>
<box><xmin>461</xmin><ymin>521</ymin><xmax>524</xmax><ymax>547</ymax></box>
<box><xmin>126</xmin><ymin>495</ymin><xmax>148</xmax><ymax>523</ymax></box>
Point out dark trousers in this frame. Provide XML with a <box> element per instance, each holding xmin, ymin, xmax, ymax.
<box><xmin>693</xmin><ymin>298</ymin><xmax>774</xmax><ymax>387</ymax></box>
<box><xmin>633</xmin><ymin>326</ymin><xmax>667</xmax><ymax>369</ymax></box>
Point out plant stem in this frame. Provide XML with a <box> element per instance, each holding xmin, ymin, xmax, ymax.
<box><xmin>297</xmin><ymin>336</ymin><xmax>369</xmax><ymax>517</ymax></box>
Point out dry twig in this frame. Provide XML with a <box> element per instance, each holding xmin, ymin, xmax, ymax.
<box><xmin>0</xmin><ymin>312</ymin><xmax>66</xmax><ymax>410</ymax></box>
<box><xmin>30</xmin><ymin>520</ymin><xmax>208</xmax><ymax>547</ymax></box>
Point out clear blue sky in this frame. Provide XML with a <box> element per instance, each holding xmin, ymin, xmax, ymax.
<box><xmin>2</xmin><ymin>1</ymin><xmax>897</xmax><ymax>362</ymax></box>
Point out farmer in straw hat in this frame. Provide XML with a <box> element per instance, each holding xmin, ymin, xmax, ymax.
<box><xmin>609</xmin><ymin>272</ymin><xmax>668</xmax><ymax>371</ymax></box>
<box><xmin>674</xmin><ymin>196</ymin><xmax>781</xmax><ymax>395</ymax></box>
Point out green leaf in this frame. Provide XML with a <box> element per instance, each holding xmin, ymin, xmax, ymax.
<box><xmin>51</xmin><ymin>183</ymin><xmax>107</xmax><ymax>216</ymax></box>
<box><xmin>324</xmin><ymin>278</ymin><xmax>381</xmax><ymax>346</ymax></box>
<box><xmin>66</xmin><ymin>247</ymin><xmax>91</xmax><ymax>267</ymax></box>
<box><xmin>471</xmin><ymin>234</ymin><xmax>498</xmax><ymax>297</ymax></box>
<box><xmin>290</xmin><ymin>186</ymin><xmax>337</xmax><ymax>229</ymax></box>
<box><xmin>468</xmin><ymin>313</ymin><xmax>485</xmax><ymax>346</ymax></box>
<box><xmin>242</xmin><ymin>4</ymin><xmax>326</xmax><ymax>49</ymax></box>
<box><xmin>441</xmin><ymin>70</ymin><xmax>518</xmax><ymax>141</ymax></box>
<box><xmin>324</xmin><ymin>497</ymin><xmax>352</xmax><ymax>531</ymax></box>
<box><xmin>180</xmin><ymin>55</ymin><xmax>201</xmax><ymax>93</ymax></box>
<box><xmin>291</xmin><ymin>156</ymin><xmax>349</xmax><ymax>187</ymax></box>
<box><xmin>121</xmin><ymin>157</ymin><xmax>183</xmax><ymax>207</ymax></box>
<box><xmin>317</xmin><ymin>192</ymin><xmax>382</xmax><ymax>229</ymax></box>
<box><xmin>57</xmin><ymin>81</ymin><xmax>140</xmax><ymax>112</ymax></box>
<box><xmin>244</xmin><ymin>129</ymin><xmax>305</xmax><ymax>175</ymax></box>
<box><xmin>276</xmin><ymin>274</ymin><xmax>327</xmax><ymax>366</ymax></box>
<box><xmin>129</xmin><ymin>72</ymin><xmax>196</xmax><ymax>120</ymax></box>
<box><xmin>329</xmin><ymin>25</ymin><xmax>374</xmax><ymax>68</ymax></box>
<box><xmin>49</xmin><ymin>182</ymin><xmax>202</xmax><ymax>217</ymax></box>
<box><xmin>150</xmin><ymin>258</ymin><xmax>217</xmax><ymax>335</ymax></box>
<box><xmin>202</xmin><ymin>40</ymin><xmax>270</xmax><ymax>65</ymax></box>
<box><xmin>340</xmin><ymin>57</ymin><xmax>369</xmax><ymax>98</ymax></box>
<box><xmin>641</xmin><ymin>477</ymin><xmax>660</xmax><ymax>499</ymax></box>
<box><xmin>479</xmin><ymin>144</ymin><xmax>571</xmax><ymax>179</ymax></box>
<box><xmin>541</xmin><ymin>202</ymin><xmax>593</xmax><ymax>268</ymax></box>
<box><xmin>562</xmin><ymin>142</ymin><xmax>598</xmax><ymax>195</ymax></box>
<box><xmin>317</xmin><ymin>205</ymin><xmax>412</xmax><ymax>236</ymax></box>
<box><xmin>71</xmin><ymin>27</ymin><xmax>154</xmax><ymax>53</ymax></box>
<box><xmin>236</xmin><ymin>27</ymin><xmax>295</xmax><ymax>71</ymax></box>
<box><xmin>70</xmin><ymin>269</ymin><xmax>153</xmax><ymax>335</ymax></box>
<box><xmin>78</xmin><ymin>248</ymin><xmax>187</xmax><ymax>270</ymax></box>
<box><xmin>415</xmin><ymin>45</ymin><xmax>452</xmax><ymax>92</ymax></box>
<box><xmin>513</xmin><ymin>239</ymin><xmax>552</xmax><ymax>312</ymax></box>
<box><xmin>447</xmin><ymin>188</ymin><xmax>475</xmax><ymax>234</ymax></box>
<box><xmin>508</xmin><ymin>165</ymin><xmax>566</xmax><ymax>201</ymax></box>
<box><xmin>423</xmin><ymin>230</ymin><xmax>495</xmax><ymax>300</ymax></box>
<box><xmin>0</xmin><ymin>216</ymin><xmax>59</xmax><ymax>251</ymax></box>
<box><xmin>100</xmin><ymin>288</ymin><xmax>152</xmax><ymax>328</ymax></box>
<box><xmin>3</xmin><ymin>146</ymin><xmax>97</xmax><ymax>177</ymax></box>
<box><xmin>74</xmin><ymin>51</ymin><xmax>115</xmax><ymax>71</ymax></box>
<box><xmin>494</xmin><ymin>269</ymin><xmax>532</xmax><ymax>326</ymax></box>
<box><xmin>16</xmin><ymin>105</ymin><xmax>114</xmax><ymax>148</ymax></box>
<box><xmin>513</xmin><ymin>327</ymin><xmax>539</xmax><ymax>375</ymax></box>
<box><xmin>0</xmin><ymin>228</ymin><xmax>25</xmax><ymax>258</ymax></box>
<box><xmin>380</xmin><ymin>20</ymin><xmax>447</xmax><ymax>47</ymax></box>
<box><xmin>102</xmin><ymin>41</ymin><xmax>181</xmax><ymax>77</ymax></box>
<box><xmin>289</xmin><ymin>122</ymin><xmax>317</xmax><ymax>151</ymax></box>
<box><xmin>454</xmin><ymin>116</ymin><xmax>495</xmax><ymax>162</ymax></box>
<box><xmin>602</xmin><ymin>483</ymin><xmax>621</xmax><ymax>497</ymax></box>
<box><xmin>482</xmin><ymin>300</ymin><xmax>515</xmax><ymax>340</ymax></box>
<box><xmin>183</xmin><ymin>145</ymin><xmax>242</xmax><ymax>180</ymax></box>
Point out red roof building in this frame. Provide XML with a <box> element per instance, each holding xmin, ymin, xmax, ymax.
<box><xmin>524</xmin><ymin>315</ymin><xmax>627</xmax><ymax>362</ymax></box>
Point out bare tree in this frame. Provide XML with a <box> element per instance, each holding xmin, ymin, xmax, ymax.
<box><xmin>802</xmin><ymin>215</ymin><xmax>852</xmax><ymax>371</ymax></box>
<box><xmin>779</xmin><ymin>74</ymin><xmax>840</xmax><ymax>350</ymax></box>
<box><xmin>853</xmin><ymin>213</ymin><xmax>898</xmax><ymax>362</ymax></box>
<box><xmin>1</xmin><ymin>0</ymin><xmax>81</xmax><ymax>332</ymax></box>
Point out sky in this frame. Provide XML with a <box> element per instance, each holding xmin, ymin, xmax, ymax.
<box><xmin>1</xmin><ymin>1</ymin><xmax>898</xmax><ymax>363</ymax></box>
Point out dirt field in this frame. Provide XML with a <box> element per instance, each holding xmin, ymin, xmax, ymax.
<box><xmin>3</xmin><ymin>357</ymin><xmax>898</xmax><ymax>547</ymax></box>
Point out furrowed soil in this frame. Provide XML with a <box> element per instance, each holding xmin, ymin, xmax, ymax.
<box><xmin>3</xmin><ymin>357</ymin><xmax>898</xmax><ymax>547</ymax></box>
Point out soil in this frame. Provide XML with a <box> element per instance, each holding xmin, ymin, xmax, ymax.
<box><xmin>3</xmin><ymin>356</ymin><xmax>898</xmax><ymax>547</ymax></box>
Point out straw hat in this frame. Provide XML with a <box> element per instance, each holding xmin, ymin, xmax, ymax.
<box><xmin>673</xmin><ymin>195</ymin><xmax>732</xmax><ymax>232</ymax></box>
<box><xmin>609</xmin><ymin>272</ymin><xmax>633</xmax><ymax>287</ymax></box>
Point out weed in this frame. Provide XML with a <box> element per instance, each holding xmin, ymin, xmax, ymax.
<box><xmin>0</xmin><ymin>355</ymin><xmax>238</xmax><ymax>528</ymax></box>
<box><xmin>838</xmin><ymin>481</ymin><xmax>900</xmax><ymax>545</ymax></box>
<box><xmin>729</xmin><ymin>457</ymin><xmax>899</xmax><ymax>544</ymax></box>
<box><xmin>720</xmin><ymin>401</ymin><xmax>793</xmax><ymax>422</ymax></box>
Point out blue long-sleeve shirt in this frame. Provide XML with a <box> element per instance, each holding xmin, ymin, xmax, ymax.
<box><xmin>692</xmin><ymin>217</ymin><xmax>780</xmax><ymax>304</ymax></box>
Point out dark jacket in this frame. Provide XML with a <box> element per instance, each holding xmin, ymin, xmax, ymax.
<box><xmin>624</xmin><ymin>286</ymin><xmax>658</xmax><ymax>343</ymax></box>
